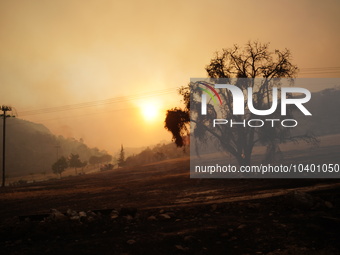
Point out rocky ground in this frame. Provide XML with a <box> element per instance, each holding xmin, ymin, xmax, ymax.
<box><xmin>0</xmin><ymin>157</ymin><xmax>339</xmax><ymax>254</ymax></box>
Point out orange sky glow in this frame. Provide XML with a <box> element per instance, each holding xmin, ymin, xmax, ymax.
<box><xmin>0</xmin><ymin>0</ymin><xmax>339</xmax><ymax>154</ymax></box>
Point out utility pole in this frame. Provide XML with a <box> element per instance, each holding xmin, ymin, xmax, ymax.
<box><xmin>1</xmin><ymin>105</ymin><xmax>12</xmax><ymax>187</ymax></box>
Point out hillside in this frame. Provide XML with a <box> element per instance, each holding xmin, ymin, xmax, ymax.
<box><xmin>293</xmin><ymin>87</ymin><xmax>340</xmax><ymax>136</ymax></box>
<box><xmin>123</xmin><ymin>142</ymin><xmax>189</xmax><ymax>167</ymax></box>
<box><xmin>0</xmin><ymin>118</ymin><xmax>110</xmax><ymax>177</ymax></box>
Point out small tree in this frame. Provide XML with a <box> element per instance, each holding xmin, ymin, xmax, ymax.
<box><xmin>117</xmin><ymin>144</ymin><xmax>125</xmax><ymax>167</ymax></box>
<box><xmin>52</xmin><ymin>156</ymin><xmax>68</xmax><ymax>178</ymax></box>
<box><xmin>89</xmin><ymin>155</ymin><xmax>100</xmax><ymax>165</ymax></box>
<box><xmin>88</xmin><ymin>154</ymin><xmax>112</xmax><ymax>166</ymax></box>
<box><xmin>100</xmin><ymin>154</ymin><xmax>113</xmax><ymax>163</ymax></box>
<box><xmin>68</xmin><ymin>153</ymin><xmax>86</xmax><ymax>175</ymax></box>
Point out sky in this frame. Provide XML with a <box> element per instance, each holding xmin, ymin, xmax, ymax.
<box><xmin>0</xmin><ymin>0</ymin><xmax>339</xmax><ymax>154</ymax></box>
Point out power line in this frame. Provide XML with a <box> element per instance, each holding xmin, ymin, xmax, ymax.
<box><xmin>19</xmin><ymin>106</ymin><xmax>139</xmax><ymax>124</ymax></box>
<box><xmin>14</xmin><ymin>68</ymin><xmax>340</xmax><ymax>117</ymax></box>
<box><xmin>300</xmin><ymin>67</ymin><xmax>340</xmax><ymax>70</ymax></box>
<box><xmin>299</xmin><ymin>66</ymin><xmax>340</xmax><ymax>75</ymax></box>
<box><xmin>19</xmin><ymin>87</ymin><xmax>178</xmax><ymax>117</ymax></box>
<box><xmin>299</xmin><ymin>72</ymin><xmax>340</xmax><ymax>74</ymax></box>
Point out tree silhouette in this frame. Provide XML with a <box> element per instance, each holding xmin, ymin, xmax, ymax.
<box><xmin>68</xmin><ymin>153</ymin><xmax>86</xmax><ymax>175</ymax></box>
<box><xmin>100</xmin><ymin>154</ymin><xmax>112</xmax><ymax>163</ymax></box>
<box><xmin>89</xmin><ymin>156</ymin><xmax>100</xmax><ymax>165</ymax></box>
<box><xmin>117</xmin><ymin>144</ymin><xmax>125</xmax><ymax>167</ymax></box>
<box><xmin>52</xmin><ymin>156</ymin><xmax>68</xmax><ymax>178</ymax></box>
<box><xmin>165</xmin><ymin>41</ymin><xmax>318</xmax><ymax>166</ymax></box>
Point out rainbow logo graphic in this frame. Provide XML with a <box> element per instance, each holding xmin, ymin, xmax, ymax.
<box><xmin>197</xmin><ymin>81</ymin><xmax>222</xmax><ymax>105</ymax></box>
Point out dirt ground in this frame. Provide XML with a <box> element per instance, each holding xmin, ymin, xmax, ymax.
<box><xmin>0</xmin><ymin>154</ymin><xmax>340</xmax><ymax>254</ymax></box>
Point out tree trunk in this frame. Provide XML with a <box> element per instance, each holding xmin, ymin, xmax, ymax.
<box><xmin>236</xmin><ymin>153</ymin><xmax>251</xmax><ymax>166</ymax></box>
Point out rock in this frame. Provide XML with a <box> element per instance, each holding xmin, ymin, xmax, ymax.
<box><xmin>159</xmin><ymin>213</ymin><xmax>171</xmax><ymax>219</ymax></box>
<box><xmin>79</xmin><ymin>211</ymin><xmax>87</xmax><ymax>218</ymax></box>
<box><xmin>66</xmin><ymin>209</ymin><xmax>78</xmax><ymax>217</ymax></box>
<box><xmin>229</xmin><ymin>236</ymin><xmax>238</xmax><ymax>241</ymax></box>
<box><xmin>111</xmin><ymin>209</ymin><xmax>119</xmax><ymax>215</ymax></box>
<box><xmin>110</xmin><ymin>210</ymin><xmax>119</xmax><ymax>219</ymax></box>
<box><xmin>211</xmin><ymin>204</ymin><xmax>218</xmax><ymax>211</ymax></box>
<box><xmin>167</xmin><ymin>212</ymin><xmax>176</xmax><ymax>218</ymax></box>
<box><xmin>237</xmin><ymin>224</ymin><xmax>246</xmax><ymax>229</ymax></box>
<box><xmin>87</xmin><ymin>210</ymin><xmax>97</xmax><ymax>216</ymax></box>
<box><xmin>111</xmin><ymin>213</ymin><xmax>119</xmax><ymax>219</ymax></box>
<box><xmin>70</xmin><ymin>216</ymin><xmax>80</xmax><ymax>221</ymax></box>
<box><xmin>175</xmin><ymin>245</ymin><xmax>188</xmax><ymax>251</ymax></box>
<box><xmin>285</xmin><ymin>191</ymin><xmax>316</xmax><ymax>209</ymax></box>
<box><xmin>147</xmin><ymin>216</ymin><xmax>157</xmax><ymax>221</ymax></box>
<box><xmin>86</xmin><ymin>211</ymin><xmax>97</xmax><ymax>220</ymax></box>
<box><xmin>50</xmin><ymin>209</ymin><xmax>67</xmax><ymax>221</ymax></box>
<box><xmin>325</xmin><ymin>201</ymin><xmax>334</xmax><ymax>209</ymax></box>
<box><xmin>14</xmin><ymin>240</ymin><xmax>22</xmax><ymax>245</ymax></box>
<box><xmin>127</xmin><ymin>239</ymin><xmax>136</xmax><ymax>245</ymax></box>
<box><xmin>247</xmin><ymin>203</ymin><xmax>260</xmax><ymax>209</ymax></box>
<box><xmin>184</xmin><ymin>235</ymin><xmax>195</xmax><ymax>242</ymax></box>
<box><xmin>124</xmin><ymin>215</ymin><xmax>134</xmax><ymax>221</ymax></box>
<box><xmin>120</xmin><ymin>207</ymin><xmax>137</xmax><ymax>217</ymax></box>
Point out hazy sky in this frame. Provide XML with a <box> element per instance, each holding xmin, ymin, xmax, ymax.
<box><xmin>0</xmin><ymin>0</ymin><xmax>339</xmax><ymax>154</ymax></box>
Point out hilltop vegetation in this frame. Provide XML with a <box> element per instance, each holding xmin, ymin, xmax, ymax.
<box><xmin>123</xmin><ymin>142</ymin><xmax>189</xmax><ymax>167</ymax></box>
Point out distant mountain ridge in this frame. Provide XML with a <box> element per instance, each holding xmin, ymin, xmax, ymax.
<box><xmin>293</xmin><ymin>87</ymin><xmax>340</xmax><ymax>136</ymax></box>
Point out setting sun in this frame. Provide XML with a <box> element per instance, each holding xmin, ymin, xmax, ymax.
<box><xmin>141</xmin><ymin>102</ymin><xmax>159</xmax><ymax>122</ymax></box>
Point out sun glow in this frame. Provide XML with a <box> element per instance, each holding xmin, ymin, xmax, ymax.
<box><xmin>140</xmin><ymin>102</ymin><xmax>160</xmax><ymax>122</ymax></box>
